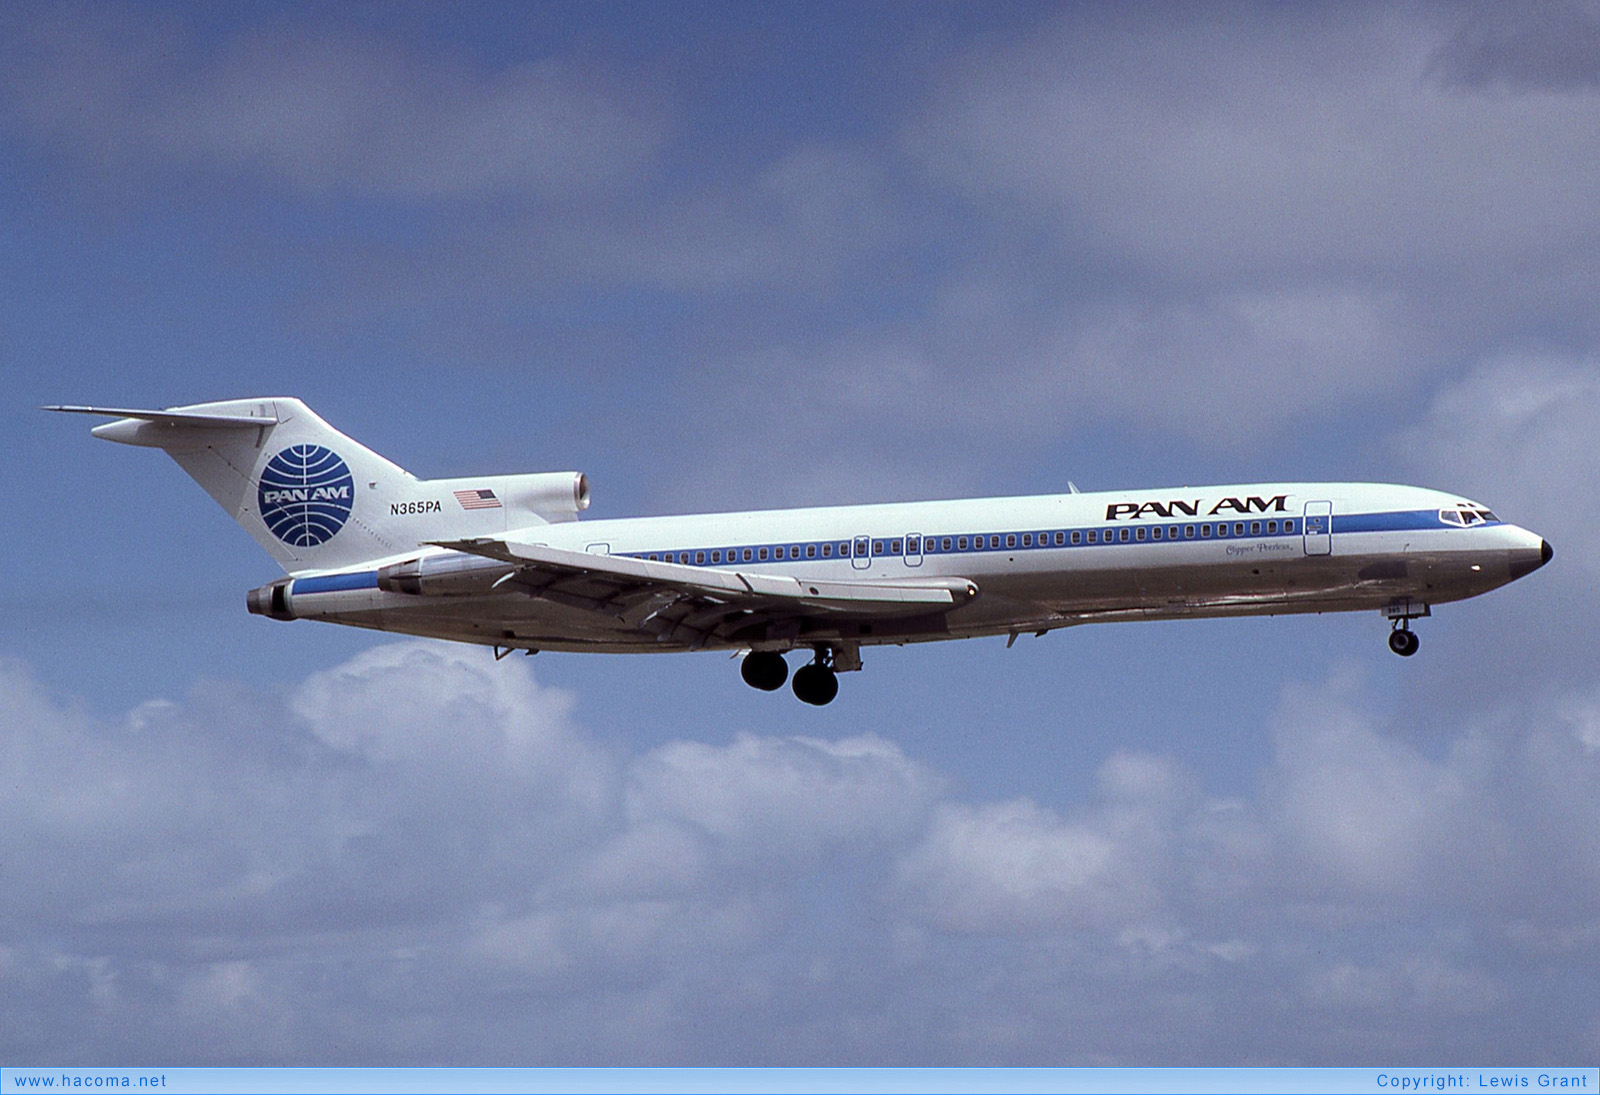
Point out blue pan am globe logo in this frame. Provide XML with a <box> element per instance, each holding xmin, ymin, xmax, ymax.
<box><xmin>258</xmin><ymin>444</ymin><xmax>355</xmax><ymax>547</ymax></box>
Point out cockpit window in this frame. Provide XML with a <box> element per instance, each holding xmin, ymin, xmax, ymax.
<box><xmin>1441</xmin><ymin>506</ymin><xmax>1499</xmax><ymax>527</ymax></box>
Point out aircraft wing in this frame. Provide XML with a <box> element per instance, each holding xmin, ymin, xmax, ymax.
<box><xmin>431</xmin><ymin>537</ymin><xmax>979</xmax><ymax>646</ymax></box>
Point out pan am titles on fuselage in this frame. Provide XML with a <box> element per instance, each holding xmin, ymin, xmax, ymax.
<box><xmin>49</xmin><ymin>399</ymin><xmax>1553</xmax><ymax>705</ymax></box>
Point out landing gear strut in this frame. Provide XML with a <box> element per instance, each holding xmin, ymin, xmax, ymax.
<box><xmin>1384</xmin><ymin>600</ymin><xmax>1428</xmax><ymax>657</ymax></box>
<box><xmin>741</xmin><ymin>644</ymin><xmax>854</xmax><ymax>704</ymax></box>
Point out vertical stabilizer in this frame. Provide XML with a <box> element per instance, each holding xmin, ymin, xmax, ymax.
<box><xmin>58</xmin><ymin>398</ymin><xmax>413</xmax><ymax>571</ymax></box>
<box><xmin>52</xmin><ymin>398</ymin><xmax>582</xmax><ymax>573</ymax></box>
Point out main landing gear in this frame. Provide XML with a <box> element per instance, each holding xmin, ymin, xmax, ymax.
<box><xmin>1384</xmin><ymin>600</ymin><xmax>1429</xmax><ymax>657</ymax></box>
<box><xmin>740</xmin><ymin>650</ymin><xmax>789</xmax><ymax>691</ymax></box>
<box><xmin>740</xmin><ymin>645</ymin><xmax>857</xmax><ymax>705</ymax></box>
<box><xmin>791</xmin><ymin>657</ymin><xmax>840</xmax><ymax>706</ymax></box>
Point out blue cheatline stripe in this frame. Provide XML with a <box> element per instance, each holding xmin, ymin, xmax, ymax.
<box><xmin>293</xmin><ymin>571</ymin><xmax>379</xmax><ymax>594</ymax></box>
<box><xmin>1332</xmin><ymin>509</ymin><xmax>1450</xmax><ymax>534</ymax></box>
<box><xmin>616</xmin><ymin>509</ymin><xmax>1478</xmax><ymax>568</ymax></box>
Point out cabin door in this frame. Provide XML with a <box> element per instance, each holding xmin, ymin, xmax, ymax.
<box><xmin>1302</xmin><ymin>501</ymin><xmax>1332</xmax><ymax>556</ymax></box>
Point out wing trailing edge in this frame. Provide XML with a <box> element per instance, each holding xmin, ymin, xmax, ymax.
<box><xmin>431</xmin><ymin>537</ymin><xmax>979</xmax><ymax>616</ymax></box>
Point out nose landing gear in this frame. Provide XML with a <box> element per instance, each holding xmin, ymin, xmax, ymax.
<box><xmin>1384</xmin><ymin>600</ymin><xmax>1428</xmax><ymax>657</ymax></box>
<box><xmin>1388</xmin><ymin>625</ymin><xmax>1419</xmax><ymax>657</ymax></box>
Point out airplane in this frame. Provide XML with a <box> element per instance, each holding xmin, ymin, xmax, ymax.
<box><xmin>49</xmin><ymin>397</ymin><xmax>1552</xmax><ymax>705</ymax></box>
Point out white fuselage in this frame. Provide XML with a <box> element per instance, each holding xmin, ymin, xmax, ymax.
<box><xmin>273</xmin><ymin>481</ymin><xmax>1549</xmax><ymax>655</ymax></box>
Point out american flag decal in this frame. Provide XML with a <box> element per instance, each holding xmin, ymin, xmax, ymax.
<box><xmin>454</xmin><ymin>488</ymin><xmax>502</xmax><ymax>511</ymax></box>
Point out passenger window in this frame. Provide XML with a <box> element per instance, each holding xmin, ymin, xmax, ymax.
<box><xmin>758</xmin><ymin>548</ymin><xmax>768</xmax><ymax>561</ymax></box>
<box><xmin>1186</xmin><ymin>525</ymin><xmax>1195</xmax><ymax>538</ymax></box>
<box><xmin>822</xmin><ymin>543</ymin><xmax>832</xmax><ymax>558</ymax></box>
<box><xmin>1006</xmin><ymin>534</ymin><xmax>1017</xmax><ymax>548</ymax></box>
<box><xmin>742</xmin><ymin>548</ymin><xmax>753</xmax><ymax>561</ymax></box>
<box><xmin>1283</xmin><ymin>520</ymin><xmax>1294</xmax><ymax>533</ymax></box>
<box><xmin>1135</xmin><ymin>527</ymin><xmax>1146</xmax><ymax>542</ymax></box>
<box><xmin>1021</xmin><ymin>533</ymin><xmax>1031</xmax><ymax>547</ymax></box>
<box><xmin>941</xmin><ymin>537</ymin><xmax>952</xmax><ymax>551</ymax></box>
<box><xmin>1055</xmin><ymin>531</ymin><xmax>1066</xmax><ymax>546</ymax></box>
<box><xmin>907</xmin><ymin>537</ymin><xmax>919</xmax><ymax>554</ymax></box>
<box><xmin>1119</xmin><ymin>528</ymin><xmax>1130</xmax><ymax>542</ymax></box>
<box><xmin>856</xmin><ymin>539</ymin><xmax>870</xmax><ymax>557</ymax></box>
<box><xmin>1070</xmin><ymin>531</ymin><xmax>1081</xmax><ymax>545</ymax></box>
<box><xmin>957</xmin><ymin>537</ymin><xmax>967</xmax><ymax>550</ymax></box>
<box><xmin>1250</xmin><ymin>522</ymin><xmax>1261</xmax><ymax>536</ymax></box>
<box><xmin>807</xmin><ymin>545</ymin><xmax>816</xmax><ymax>558</ymax></box>
<box><xmin>1234</xmin><ymin>523</ymin><xmax>1245</xmax><ymax>536</ymax></box>
<box><xmin>696</xmin><ymin>551</ymin><xmax>705</xmax><ymax>564</ymax></box>
<box><xmin>1152</xmin><ymin>527</ymin><xmax>1162</xmax><ymax>541</ymax></box>
<box><xmin>890</xmin><ymin>540</ymin><xmax>902</xmax><ymax>554</ymax></box>
<box><xmin>1266</xmin><ymin>520</ymin><xmax>1276</xmax><ymax>534</ymax></box>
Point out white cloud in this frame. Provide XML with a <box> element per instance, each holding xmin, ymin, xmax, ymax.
<box><xmin>1263</xmin><ymin>675</ymin><xmax>1495</xmax><ymax>899</ymax></box>
<box><xmin>4</xmin><ymin>644</ymin><xmax>1600</xmax><ymax>1061</ymax></box>
<box><xmin>891</xmin><ymin>752</ymin><xmax>1193</xmax><ymax>934</ymax></box>
<box><xmin>626</xmin><ymin>732</ymin><xmax>943</xmax><ymax>866</ymax></box>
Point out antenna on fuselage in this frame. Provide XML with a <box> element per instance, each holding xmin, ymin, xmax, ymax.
<box><xmin>1068</xmin><ymin>482</ymin><xmax>1081</xmax><ymax>494</ymax></box>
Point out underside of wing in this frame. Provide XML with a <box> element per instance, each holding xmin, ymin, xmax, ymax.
<box><xmin>429</xmin><ymin>537</ymin><xmax>979</xmax><ymax>648</ymax></box>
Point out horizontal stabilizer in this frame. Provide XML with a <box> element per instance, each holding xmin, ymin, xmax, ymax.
<box><xmin>44</xmin><ymin>405</ymin><xmax>280</xmax><ymax>429</ymax></box>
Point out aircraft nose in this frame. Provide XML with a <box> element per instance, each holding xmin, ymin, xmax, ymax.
<box><xmin>1508</xmin><ymin>538</ymin><xmax>1553</xmax><ymax>581</ymax></box>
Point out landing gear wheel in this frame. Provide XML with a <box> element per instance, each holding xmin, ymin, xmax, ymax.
<box><xmin>1388</xmin><ymin>629</ymin><xmax>1419</xmax><ymax>657</ymax></box>
<box><xmin>791</xmin><ymin>663</ymin><xmax>839</xmax><ymax>706</ymax></box>
<box><xmin>740</xmin><ymin>651</ymin><xmax>789</xmax><ymax>691</ymax></box>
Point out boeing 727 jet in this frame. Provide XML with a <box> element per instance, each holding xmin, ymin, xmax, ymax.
<box><xmin>50</xmin><ymin>398</ymin><xmax>1552</xmax><ymax>705</ymax></box>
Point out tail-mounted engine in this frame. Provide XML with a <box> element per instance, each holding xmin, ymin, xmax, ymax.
<box><xmin>376</xmin><ymin>553</ymin><xmax>515</xmax><ymax>595</ymax></box>
<box><xmin>246</xmin><ymin>578</ymin><xmax>296</xmax><ymax>621</ymax></box>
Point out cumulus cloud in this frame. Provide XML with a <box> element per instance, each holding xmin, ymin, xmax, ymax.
<box><xmin>4</xmin><ymin>642</ymin><xmax>1599</xmax><ymax>1062</ymax></box>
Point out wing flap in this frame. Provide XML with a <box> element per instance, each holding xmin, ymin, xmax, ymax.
<box><xmin>432</xmin><ymin>537</ymin><xmax>978</xmax><ymax>616</ymax></box>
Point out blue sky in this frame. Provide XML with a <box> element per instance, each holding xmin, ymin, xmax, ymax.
<box><xmin>3</xmin><ymin>0</ymin><xmax>1599</xmax><ymax>1065</ymax></box>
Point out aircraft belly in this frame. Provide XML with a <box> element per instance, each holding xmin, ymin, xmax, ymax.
<box><xmin>285</xmin><ymin>538</ymin><xmax>1533</xmax><ymax>653</ymax></box>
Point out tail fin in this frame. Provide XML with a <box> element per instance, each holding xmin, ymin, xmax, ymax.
<box><xmin>50</xmin><ymin>398</ymin><xmax>589</xmax><ymax>573</ymax></box>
